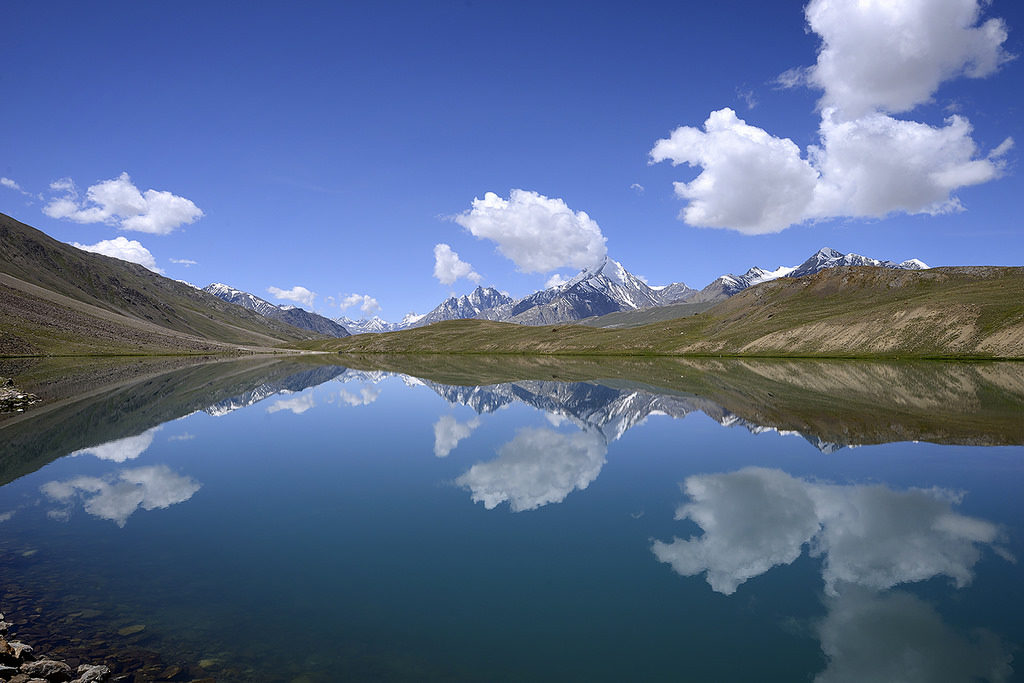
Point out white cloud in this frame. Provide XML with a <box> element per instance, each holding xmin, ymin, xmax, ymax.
<box><xmin>71</xmin><ymin>427</ymin><xmax>160</xmax><ymax>463</ymax></box>
<box><xmin>652</xmin><ymin>467</ymin><xmax>1003</xmax><ymax>596</ymax></box>
<box><xmin>652</xmin><ymin>1</ymin><xmax>1012</xmax><ymax>234</ymax></box>
<box><xmin>43</xmin><ymin>172</ymin><xmax>203</xmax><ymax>235</ymax></box>
<box><xmin>453</xmin><ymin>190</ymin><xmax>608</xmax><ymax>274</ymax></box>
<box><xmin>810</xmin><ymin>109</ymin><xmax>1010</xmax><ymax>218</ymax></box>
<box><xmin>736</xmin><ymin>87</ymin><xmax>757</xmax><ymax>110</ymax></box>
<box><xmin>267</xmin><ymin>393</ymin><xmax>316</xmax><ymax>415</ymax></box>
<box><xmin>816</xmin><ymin>587</ymin><xmax>1013</xmax><ymax>683</ymax></box>
<box><xmin>432</xmin><ymin>243</ymin><xmax>481</xmax><ymax>286</ymax></box>
<box><xmin>41</xmin><ymin>465</ymin><xmax>201</xmax><ymax>527</ymax></box>
<box><xmin>630</xmin><ymin>183</ymin><xmax>645</xmax><ymax>194</ymax></box>
<box><xmin>339</xmin><ymin>385</ymin><xmax>380</xmax><ymax>406</ymax></box>
<box><xmin>433</xmin><ymin>415</ymin><xmax>480</xmax><ymax>457</ymax></box>
<box><xmin>1</xmin><ymin>177</ymin><xmax>23</xmax><ymax>191</ymax></box>
<box><xmin>805</xmin><ymin>0</ymin><xmax>1011</xmax><ymax>119</ymax></box>
<box><xmin>456</xmin><ymin>427</ymin><xmax>607</xmax><ymax>511</ymax></box>
<box><xmin>340</xmin><ymin>293</ymin><xmax>382</xmax><ymax>315</ymax></box>
<box><xmin>71</xmin><ymin>236</ymin><xmax>163</xmax><ymax>274</ymax></box>
<box><xmin>651</xmin><ymin>109</ymin><xmax>820</xmax><ymax>235</ymax></box>
<box><xmin>267</xmin><ymin>285</ymin><xmax>316</xmax><ymax>309</ymax></box>
<box><xmin>169</xmin><ymin>258</ymin><xmax>197</xmax><ymax>267</ymax></box>
<box><xmin>544</xmin><ymin>273</ymin><xmax>569</xmax><ymax>289</ymax></box>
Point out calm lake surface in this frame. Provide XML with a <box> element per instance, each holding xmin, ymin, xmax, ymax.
<box><xmin>1</xmin><ymin>356</ymin><xmax>1022</xmax><ymax>682</ymax></box>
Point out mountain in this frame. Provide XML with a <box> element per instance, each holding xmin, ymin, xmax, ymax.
<box><xmin>788</xmin><ymin>246</ymin><xmax>927</xmax><ymax>278</ymax></box>
<box><xmin>418</xmin><ymin>286</ymin><xmax>515</xmax><ymax>326</ymax></box>
<box><xmin>204</xmin><ymin>283</ymin><xmax>349</xmax><ymax>337</ymax></box>
<box><xmin>504</xmin><ymin>257</ymin><xmax>664</xmax><ymax>325</ymax></box>
<box><xmin>692</xmin><ymin>248</ymin><xmax>927</xmax><ymax>304</ymax></box>
<box><xmin>0</xmin><ymin>212</ymin><xmax>323</xmax><ymax>355</ymax></box>
<box><xmin>318</xmin><ymin>265</ymin><xmax>1024</xmax><ymax>359</ymax></box>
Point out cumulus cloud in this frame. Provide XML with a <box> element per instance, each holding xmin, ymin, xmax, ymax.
<box><xmin>340</xmin><ymin>293</ymin><xmax>382</xmax><ymax>315</ymax></box>
<box><xmin>339</xmin><ymin>385</ymin><xmax>380</xmax><ymax>407</ymax></box>
<box><xmin>70</xmin><ymin>427</ymin><xmax>161</xmax><ymax>463</ymax></box>
<box><xmin>806</xmin><ymin>0</ymin><xmax>1011</xmax><ymax>119</ymax></box>
<box><xmin>71</xmin><ymin>236</ymin><xmax>163</xmax><ymax>273</ymax></box>
<box><xmin>267</xmin><ymin>393</ymin><xmax>316</xmax><ymax>415</ymax></box>
<box><xmin>453</xmin><ymin>190</ymin><xmax>607</xmax><ymax>274</ymax></box>
<box><xmin>816</xmin><ymin>586</ymin><xmax>1012</xmax><ymax>683</ymax></box>
<box><xmin>652</xmin><ymin>467</ymin><xmax>1004</xmax><ymax>595</ymax></box>
<box><xmin>432</xmin><ymin>243</ymin><xmax>482</xmax><ymax>286</ymax></box>
<box><xmin>43</xmin><ymin>172</ymin><xmax>203</xmax><ymax>235</ymax></box>
<box><xmin>433</xmin><ymin>415</ymin><xmax>481</xmax><ymax>457</ymax></box>
<box><xmin>651</xmin><ymin>109</ymin><xmax>819</xmax><ymax>235</ymax></box>
<box><xmin>651</xmin><ymin>0</ymin><xmax>1012</xmax><ymax>234</ymax></box>
<box><xmin>267</xmin><ymin>285</ymin><xmax>316</xmax><ymax>309</ymax></box>
<box><xmin>456</xmin><ymin>427</ymin><xmax>607</xmax><ymax>511</ymax></box>
<box><xmin>810</xmin><ymin>109</ymin><xmax>1011</xmax><ymax>218</ymax></box>
<box><xmin>41</xmin><ymin>465</ymin><xmax>201</xmax><ymax>527</ymax></box>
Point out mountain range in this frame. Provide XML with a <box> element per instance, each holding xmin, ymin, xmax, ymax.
<box><xmin>334</xmin><ymin>247</ymin><xmax>927</xmax><ymax>332</ymax></box>
<box><xmin>203</xmin><ymin>283</ymin><xmax>350</xmax><ymax>337</ymax></box>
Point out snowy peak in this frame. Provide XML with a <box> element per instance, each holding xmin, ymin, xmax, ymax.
<box><xmin>204</xmin><ymin>283</ymin><xmax>349</xmax><ymax>337</ymax></box>
<box><xmin>694</xmin><ymin>248</ymin><xmax>927</xmax><ymax>303</ymax></box>
<box><xmin>789</xmin><ymin>247</ymin><xmax>929</xmax><ymax>279</ymax></box>
<box><xmin>420</xmin><ymin>286</ymin><xmax>515</xmax><ymax>326</ymax></box>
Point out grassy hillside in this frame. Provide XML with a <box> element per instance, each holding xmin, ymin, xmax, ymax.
<box><xmin>312</xmin><ymin>266</ymin><xmax>1024</xmax><ymax>359</ymax></box>
<box><xmin>0</xmin><ymin>212</ymin><xmax>323</xmax><ymax>355</ymax></box>
<box><xmin>580</xmin><ymin>300</ymin><xmax>716</xmax><ymax>328</ymax></box>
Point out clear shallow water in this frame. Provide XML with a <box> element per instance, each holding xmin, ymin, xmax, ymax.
<box><xmin>0</xmin><ymin>358</ymin><xmax>1022</xmax><ymax>682</ymax></box>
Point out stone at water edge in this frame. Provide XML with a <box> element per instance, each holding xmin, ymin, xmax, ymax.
<box><xmin>20</xmin><ymin>658</ymin><xmax>73</xmax><ymax>678</ymax></box>
<box><xmin>73</xmin><ymin>664</ymin><xmax>111</xmax><ymax>683</ymax></box>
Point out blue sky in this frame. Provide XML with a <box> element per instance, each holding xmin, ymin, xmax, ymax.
<box><xmin>2</xmin><ymin>0</ymin><xmax>1022</xmax><ymax>320</ymax></box>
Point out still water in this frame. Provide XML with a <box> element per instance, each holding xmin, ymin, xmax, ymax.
<box><xmin>1</xmin><ymin>356</ymin><xmax>1022</xmax><ymax>681</ymax></box>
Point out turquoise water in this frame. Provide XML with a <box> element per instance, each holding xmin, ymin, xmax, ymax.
<box><xmin>0</xmin><ymin>360</ymin><xmax>1022</xmax><ymax>681</ymax></box>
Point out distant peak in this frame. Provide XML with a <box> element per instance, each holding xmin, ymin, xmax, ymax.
<box><xmin>815</xmin><ymin>247</ymin><xmax>843</xmax><ymax>258</ymax></box>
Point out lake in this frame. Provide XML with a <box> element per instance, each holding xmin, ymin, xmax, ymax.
<box><xmin>1</xmin><ymin>355</ymin><xmax>1022</xmax><ymax>682</ymax></box>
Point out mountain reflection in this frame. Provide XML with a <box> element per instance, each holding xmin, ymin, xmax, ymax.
<box><xmin>41</xmin><ymin>465</ymin><xmax>201</xmax><ymax>527</ymax></box>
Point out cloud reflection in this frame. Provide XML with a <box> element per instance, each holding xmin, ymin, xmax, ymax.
<box><xmin>456</xmin><ymin>427</ymin><xmax>606</xmax><ymax>511</ymax></box>
<box><xmin>816</xmin><ymin>586</ymin><xmax>1013</xmax><ymax>683</ymax></box>
<box><xmin>338</xmin><ymin>385</ymin><xmax>380</xmax><ymax>407</ymax></box>
<box><xmin>70</xmin><ymin>426</ymin><xmax>161</xmax><ymax>462</ymax></box>
<box><xmin>267</xmin><ymin>393</ymin><xmax>316</xmax><ymax>415</ymax></box>
<box><xmin>652</xmin><ymin>467</ymin><xmax>1003</xmax><ymax>595</ymax></box>
<box><xmin>433</xmin><ymin>415</ymin><xmax>480</xmax><ymax>458</ymax></box>
<box><xmin>41</xmin><ymin>465</ymin><xmax>201</xmax><ymax>527</ymax></box>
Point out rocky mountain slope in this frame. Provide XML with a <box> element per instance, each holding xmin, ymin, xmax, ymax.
<box><xmin>0</xmin><ymin>212</ymin><xmax>322</xmax><ymax>355</ymax></box>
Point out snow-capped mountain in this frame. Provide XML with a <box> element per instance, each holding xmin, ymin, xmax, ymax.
<box><xmin>337</xmin><ymin>316</ymin><xmax>397</xmax><ymax>335</ymax></box>
<box><xmin>203</xmin><ymin>283</ymin><xmax>350</xmax><ymax>337</ymax></box>
<box><xmin>692</xmin><ymin>247</ymin><xmax>928</xmax><ymax>303</ymax></box>
<box><xmin>787</xmin><ymin>246</ymin><xmax>927</xmax><ymax>279</ymax></box>
<box><xmin>418</xmin><ymin>286</ymin><xmax>515</xmax><ymax>326</ymax></box>
<box><xmin>504</xmin><ymin>257</ymin><xmax>664</xmax><ymax>325</ymax></box>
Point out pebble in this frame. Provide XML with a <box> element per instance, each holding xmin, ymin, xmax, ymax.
<box><xmin>115</xmin><ymin>625</ymin><xmax>144</xmax><ymax>637</ymax></box>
